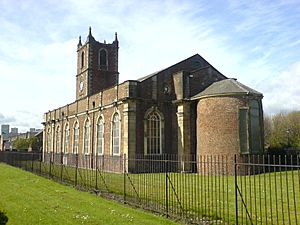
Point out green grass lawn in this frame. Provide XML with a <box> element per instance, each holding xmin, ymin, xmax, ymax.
<box><xmin>11</xmin><ymin>160</ymin><xmax>300</xmax><ymax>224</ymax></box>
<box><xmin>54</xmin><ymin>163</ymin><xmax>300</xmax><ymax>225</ymax></box>
<box><xmin>0</xmin><ymin>163</ymin><xmax>181</xmax><ymax>225</ymax></box>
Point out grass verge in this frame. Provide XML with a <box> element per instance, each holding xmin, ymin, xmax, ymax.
<box><xmin>8</xmin><ymin>159</ymin><xmax>300</xmax><ymax>224</ymax></box>
<box><xmin>0</xmin><ymin>163</ymin><xmax>180</xmax><ymax>225</ymax></box>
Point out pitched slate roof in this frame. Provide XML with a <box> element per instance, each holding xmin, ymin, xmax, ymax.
<box><xmin>136</xmin><ymin>54</ymin><xmax>226</xmax><ymax>82</ymax></box>
<box><xmin>191</xmin><ymin>78</ymin><xmax>263</xmax><ymax>100</ymax></box>
<box><xmin>137</xmin><ymin>69</ymin><xmax>165</xmax><ymax>82</ymax></box>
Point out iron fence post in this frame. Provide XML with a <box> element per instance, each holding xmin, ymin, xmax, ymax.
<box><xmin>31</xmin><ymin>152</ymin><xmax>34</xmax><ymax>172</ymax></box>
<box><xmin>165</xmin><ymin>160</ymin><xmax>169</xmax><ymax>218</ymax></box>
<box><xmin>75</xmin><ymin>153</ymin><xmax>78</xmax><ymax>187</ymax></box>
<box><xmin>39</xmin><ymin>152</ymin><xmax>42</xmax><ymax>175</ymax></box>
<box><xmin>95</xmin><ymin>154</ymin><xmax>98</xmax><ymax>190</ymax></box>
<box><xmin>49</xmin><ymin>153</ymin><xmax>52</xmax><ymax>178</ymax></box>
<box><xmin>60</xmin><ymin>152</ymin><xmax>64</xmax><ymax>182</ymax></box>
<box><xmin>123</xmin><ymin>154</ymin><xmax>126</xmax><ymax>203</ymax></box>
<box><xmin>60</xmin><ymin>153</ymin><xmax>63</xmax><ymax>182</ymax></box>
<box><xmin>235</xmin><ymin>154</ymin><xmax>239</xmax><ymax>225</ymax></box>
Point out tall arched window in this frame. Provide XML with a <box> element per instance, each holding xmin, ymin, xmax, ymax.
<box><xmin>47</xmin><ymin>128</ymin><xmax>52</xmax><ymax>153</ymax></box>
<box><xmin>84</xmin><ymin>119</ymin><xmax>90</xmax><ymax>154</ymax></box>
<box><xmin>97</xmin><ymin>117</ymin><xmax>104</xmax><ymax>155</ymax></box>
<box><xmin>73</xmin><ymin>122</ymin><xmax>79</xmax><ymax>154</ymax></box>
<box><xmin>112</xmin><ymin>113</ymin><xmax>120</xmax><ymax>155</ymax></box>
<box><xmin>145</xmin><ymin>110</ymin><xmax>163</xmax><ymax>155</ymax></box>
<box><xmin>55</xmin><ymin>126</ymin><xmax>61</xmax><ymax>153</ymax></box>
<box><xmin>63</xmin><ymin>124</ymin><xmax>69</xmax><ymax>154</ymax></box>
<box><xmin>81</xmin><ymin>52</ymin><xmax>85</xmax><ymax>68</ymax></box>
<box><xmin>99</xmin><ymin>49</ymin><xmax>107</xmax><ymax>69</ymax></box>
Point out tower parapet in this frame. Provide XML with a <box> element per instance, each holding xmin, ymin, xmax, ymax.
<box><xmin>76</xmin><ymin>27</ymin><xmax>119</xmax><ymax>100</ymax></box>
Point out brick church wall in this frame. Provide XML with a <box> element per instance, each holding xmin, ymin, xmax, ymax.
<box><xmin>197</xmin><ymin>96</ymin><xmax>248</xmax><ymax>156</ymax></box>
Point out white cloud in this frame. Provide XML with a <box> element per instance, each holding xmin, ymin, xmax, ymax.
<box><xmin>259</xmin><ymin>60</ymin><xmax>300</xmax><ymax>114</ymax></box>
<box><xmin>0</xmin><ymin>37</ymin><xmax>77</xmax><ymax>132</ymax></box>
<box><xmin>0</xmin><ymin>113</ymin><xmax>16</xmax><ymax>124</ymax></box>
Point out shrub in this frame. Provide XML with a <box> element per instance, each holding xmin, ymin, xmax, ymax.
<box><xmin>0</xmin><ymin>210</ymin><xmax>8</xmax><ymax>225</ymax></box>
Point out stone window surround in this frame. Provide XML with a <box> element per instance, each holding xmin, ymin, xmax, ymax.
<box><xmin>83</xmin><ymin>117</ymin><xmax>91</xmax><ymax>155</ymax></box>
<box><xmin>98</xmin><ymin>48</ymin><xmax>108</xmax><ymax>70</ymax></box>
<box><xmin>144</xmin><ymin>107</ymin><xmax>164</xmax><ymax>155</ymax></box>
<box><xmin>81</xmin><ymin>51</ymin><xmax>85</xmax><ymax>68</ymax></box>
<box><xmin>47</xmin><ymin>127</ymin><xmax>51</xmax><ymax>153</ymax></box>
<box><xmin>55</xmin><ymin>125</ymin><xmax>61</xmax><ymax>153</ymax></box>
<box><xmin>63</xmin><ymin>123</ymin><xmax>69</xmax><ymax>154</ymax></box>
<box><xmin>96</xmin><ymin>115</ymin><xmax>104</xmax><ymax>155</ymax></box>
<box><xmin>111</xmin><ymin>111</ymin><xmax>121</xmax><ymax>156</ymax></box>
<box><xmin>73</xmin><ymin>120</ymin><xmax>79</xmax><ymax>154</ymax></box>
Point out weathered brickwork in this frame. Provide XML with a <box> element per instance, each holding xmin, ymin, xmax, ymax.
<box><xmin>196</xmin><ymin>95</ymin><xmax>264</xmax><ymax>174</ymax></box>
<box><xmin>197</xmin><ymin>97</ymin><xmax>246</xmax><ymax>155</ymax></box>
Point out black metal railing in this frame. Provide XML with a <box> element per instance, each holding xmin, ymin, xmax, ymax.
<box><xmin>0</xmin><ymin>151</ymin><xmax>299</xmax><ymax>225</ymax></box>
<box><xmin>235</xmin><ymin>154</ymin><xmax>300</xmax><ymax>225</ymax></box>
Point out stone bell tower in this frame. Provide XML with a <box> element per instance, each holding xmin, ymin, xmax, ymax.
<box><xmin>76</xmin><ymin>27</ymin><xmax>119</xmax><ymax>100</ymax></box>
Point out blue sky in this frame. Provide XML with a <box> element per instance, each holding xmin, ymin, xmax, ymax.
<box><xmin>0</xmin><ymin>0</ymin><xmax>300</xmax><ymax>132</ymax></box>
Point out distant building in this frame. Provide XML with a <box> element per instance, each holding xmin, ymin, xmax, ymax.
<box><xmin>0</xmin><ymin>126</ymin><xmax>42</xmax><ymax>151</ymax></box>
<box><xmin>29</xmin><ymin>128</ymin><xmax>43</xmax><ymax>133</ymax></box>
<box><xmin>1</xmin><ymin>124</ymin><xmax>9</xmax><ymax>140</ymax></box>
<box><xmin>11</xmin><ymin>127</ymin><xmax>18</xmax><ymax>134</ymax></box>
<box><xmin>0</xmin><ymin>124</ymin><xmax>10</xmax><ymax>150</ymax></box>
<box><xmin>43</xmin><ymin>28</ymin><xmax>264</xmax><ymax>173</ymax></box>
<box><xmin>34</xmin><ymin>131</ymin><xmax>43</xmax><ymax>152</ymax></box>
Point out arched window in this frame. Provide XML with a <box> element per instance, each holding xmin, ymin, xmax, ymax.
<box><xmin>84</xmin><ymin>119</ymin><xmax>90</xmax><ymax>154</ymax></box>
<box><xmin>145</xmin><ymin>110</ymin><xmax>163</xmax><ymax>155</ymax></box>
<box><xmin>47</xmin><ymin>128</ymin><xmax>52</xmax><ymax>153</ymax></box>
<box><xmin>112</xmin><ymin>113</ymin><xmax>120</xmax><ymax>155</ymax></box>
<box><xmin>73</xmin><ymin>122</ymin><xmax>79</xmax><ymax>154</ymax></box>
<box><xmin>55</xmin><ymin>126</ymin><xmax>61</xmax><ymax>153</ymax></box>
<box><xmin>81</xmin><ymin>52</ymin><xmax>85</xmax><ymax>68</ymax></box>
<box><xmin>99</xmin><ymin>49</ymin><xmax>108</xmax><ymax>69</ymax></box>
<box><xmin>97</xmin><ymin>117</ymin><xmax>104</xmax><ymax>155</ymax></box>
<box><xmin>63</xmin><ymin>124</ymin><xmax>69</xmax><ymax>154</ymax></box>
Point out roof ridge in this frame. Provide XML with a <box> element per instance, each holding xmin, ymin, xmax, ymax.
<box><xmin>136</xmin><ymin>54</ymin><xmax>202</xmax><ymax>82</ymax></box>
<box><xmin>231</xmin><ymin>79</ymin><xmax>249</xmax><ymax>93</ymax></box>
<box><xmin>190</xmin><ymin>78</ymin><xmax>263</xmax><ymax>100</ymax></box>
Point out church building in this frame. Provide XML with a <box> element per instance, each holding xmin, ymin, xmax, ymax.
<box><xmin>43</xmin><ymin>28</ymin><xmax>264</xmax><ymax>172</ymax></box>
